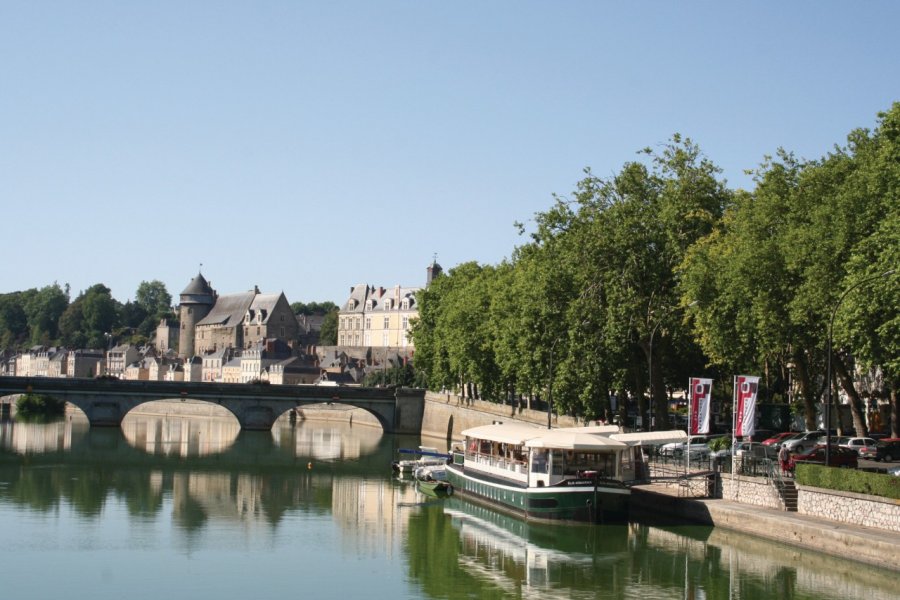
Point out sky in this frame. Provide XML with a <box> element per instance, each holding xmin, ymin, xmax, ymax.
<box><xmin>2</xmin><ymin>1</ymin><xmax>898</xmax><ymax>307</ymax></box>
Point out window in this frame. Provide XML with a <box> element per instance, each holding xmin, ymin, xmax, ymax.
<box><xmin>280</xmin><ymin>327</ymin><xmax>285</xmax><ymax>337</ymax></box>
<box><xmin>365</xmin><ymin>317</ymin><xmax>371</xmax><ymax>330</ymax></box>
<box><xmin>402</xmin><ymin>316</ymin><xmax>408</xmax><ymax>330</ymax></box>
<box><xmin>383</xmin><ymin>316</ymin><xmax>389</xmax><ymax>328</ymax></box>
<box><xmin>401</xmin><ymin>299</ymin><xmax>409</xmax><ymax>310</ymax></box>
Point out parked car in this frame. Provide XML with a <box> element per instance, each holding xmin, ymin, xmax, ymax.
<box><xmin>660</xmin><ymin>435</ymin><xmax>720</xmax><ymax>458</ymax></box>
<box><xmin>712</xmin><ymin>441</ymin><xmax>777</xmax><ymax>460</ymax></box>
<box><xmin>790</xmin><ymin>445</ymin><xmax>858</xmax><ymax>469</ymax></box>
<box><xmin>781</xmin><ymin>430</ymin><xmax>826</xmax><ymax>454</ymax></box>
<box><xmin>860</xmin><ymin>438</ymin><xmax>900</xmax><ymax>462</ymax></box>
<box><xmin>838</xmin><ymin>437</ymin><xmax>880</xmax><ymax>456</ymax></box>
<box><xmin>761</xmin><ymin>432</ymin><xmax>798</xmax><ymax>447</ymax></box>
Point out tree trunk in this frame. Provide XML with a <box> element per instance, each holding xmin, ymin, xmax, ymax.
<box><xmin>791</xmin><ymin>349</ymin><xmax>818</xmax><ymax>430</ymax></box>
<box><xmin>831</xmin><ymin>353</ymin><xmax>867</xmax><ymax>437</ymax></box>
<box><xmin>891</xmin><ymin>383</ymin><xmax>898</xmax><ymax>438</ymax></box>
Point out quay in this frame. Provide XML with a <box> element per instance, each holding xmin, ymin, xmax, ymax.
<box><xmin>631</xmin><ymin>482</ymin><xmax>899</xmax><ymax>571</ymax></box>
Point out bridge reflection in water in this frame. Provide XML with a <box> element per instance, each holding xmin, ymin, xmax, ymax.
<box><xmin>1</xmin><ymin>417</ymin><xmax>897</xmax><ymax>600</ymax></box>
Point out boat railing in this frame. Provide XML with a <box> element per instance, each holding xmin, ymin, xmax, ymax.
<box><xmin>463</xmin><ymin>450</ymin><xmax>529</xmax><ymax>481</ymax></box>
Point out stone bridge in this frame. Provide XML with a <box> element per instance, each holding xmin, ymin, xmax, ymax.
<box><xmin>0</xmin><ymin>376</ymin><xmax>425</xmax><ymax>433</ymax></box>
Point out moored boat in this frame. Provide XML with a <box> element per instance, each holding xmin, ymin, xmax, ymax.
<box><xmin>445</xmin><ymin>423</ymin><xmax>686</xmax><ymax>523</ymax></box>
<box><xmin>391</xmin><ymin>446</ymin><xmax>450</xmax><ymax>475</ymax></box>
<box><xmin>415</xmin><ymin>464</ymin><xmax>452</xmax><ymax>496</ymax></box>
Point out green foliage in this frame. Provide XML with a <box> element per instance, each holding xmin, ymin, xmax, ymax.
<box><xmin>708</xmin><ymin>436</ymin><xmax>732</xmax><ymax>452</ymax></box>
<box><xmin>362</xmin><ymin>363</ymin><xmax>425</xmax><ymax>388</ymax></box>
<box><xmin>796</xmin><ymin>463</ymin><xmax>900</xmax><ymax>500</ymax></box>
<box><xmin>291</xmin><ymin>301</ymin><xmax>339</xmax><ymax>316</ymax></box>
<box><xmin>15</xmin><ymin>394</ymin><xmax>66</xmax><ymax>422</ymax></box>
<box><xmin>318</xmin><ymin>310</ymin><xmax>338</xmax><ymax>345</ymax></box>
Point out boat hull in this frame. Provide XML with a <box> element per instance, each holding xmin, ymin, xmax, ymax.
<box><xmin>445</xmin><ymin>463</ymin><xmax>629</xmax><ymax>524</ymax></box>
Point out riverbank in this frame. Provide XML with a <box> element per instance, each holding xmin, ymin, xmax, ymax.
<box><xmin>631</xmin><ymin>483</ymin><xmax>899</xmax><ymax>571</ymax></box>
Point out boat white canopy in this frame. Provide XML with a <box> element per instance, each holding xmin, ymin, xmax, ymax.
<box><xmin>460</xmin><ymin>422</ymin><xmax>545</xmax><ymax>446</ymax></box>
<box><xmin>610</xmin><ymin>430</ymin><xmax>688</xmax><ymax>446</ymax></box>
<box><xmin>524</xmin><ymin>430</ymin><xmax>628</xmax><ymax>450</ymax></box>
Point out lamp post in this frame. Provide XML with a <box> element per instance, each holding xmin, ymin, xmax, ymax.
<box><xmin>824</xmin><ymin>269</ymin><xmax>895</xmax><ymax>466</ymax></box>
<box><xmin>648</xmin><ymin>301</ymin><xmax>696</xmax><ymax>432</ymax></box>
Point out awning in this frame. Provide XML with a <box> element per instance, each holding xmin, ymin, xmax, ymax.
<box><xmin>460</xmin><ymin>422</ymin><xmax>545</xmax><ymax>445</ymax></box>
<box><xmin>524</xmin><ymin>430</ymin><xmax>627</xmax><ymax>450</ymax></box>
<box><xmin>610</xmin><ymin>430</ymin><xmax>688</xmax><ymax>446</ymax></box>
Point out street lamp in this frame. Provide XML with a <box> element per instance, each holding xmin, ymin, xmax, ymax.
<box><xmin>648</xmin><ymin>301</ymin><xmax>696</xmax><ymax>431</ymax></box>
<box><xmin>824</xmin><ymin>269</ymin><xmax>895</xmax><ymax>466</ymax></box>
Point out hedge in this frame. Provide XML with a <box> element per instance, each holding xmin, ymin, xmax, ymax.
<box><xmin>795</xmin><ymin>463</ymin><xmax>900</xmax><ymax>500</ymax></box>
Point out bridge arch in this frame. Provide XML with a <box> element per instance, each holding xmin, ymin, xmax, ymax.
<box><xmin>0</xmin><ymin>377</ymin><xmax>424</xmax><ymax>433</ymax></box>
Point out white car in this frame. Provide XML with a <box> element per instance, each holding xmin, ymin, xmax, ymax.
<box><xmin>781</xmin><ymin>431</ymin><xmax>826</xmax><ymax>454</ymax></box>
<box><xmin>660</xmin><ymin>435</ymin><xmax>715</xmax><ymax>458</ymax></box>
<box><xmin>839</xmin><ymin>437</ymin><xmax>880</xmax><ymax>455</ymax></box>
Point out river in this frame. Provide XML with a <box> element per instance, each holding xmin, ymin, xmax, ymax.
<box><xmin>0</xmin><ymin>411</ymin><xmax>896</xmax><ymax>599</ymax></box>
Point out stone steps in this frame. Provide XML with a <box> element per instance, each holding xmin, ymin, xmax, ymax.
<box><xmin>780</xmin><ymin>480</ymin><xmax>798</xmax><ymax>512</ymax></box>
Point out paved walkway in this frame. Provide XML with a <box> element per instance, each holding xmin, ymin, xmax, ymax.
<box><xmin>631</xmin><ymin>483</ymin><xmax>899</xmax><ymax>571</ymax></box>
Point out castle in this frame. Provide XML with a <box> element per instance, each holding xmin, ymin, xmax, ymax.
<box><xmin>177</xmin><ymin>273</ymin><xmax>300</xmax><ymax>358</ymax></box>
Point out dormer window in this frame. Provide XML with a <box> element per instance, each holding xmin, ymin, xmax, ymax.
<box><xmin>366</xmin><ymin>299</ymin><xmax>375</xmax><ymax>310</ymax></box>
<box><xmin>401</xmin><ymin>299</ymin><xmax>410</xmax><ymax>310</ymax></box>
<box><xmin>384</xmin><ymin>299</ymin><xmax>392</xmax><ymax>310</ymax></box>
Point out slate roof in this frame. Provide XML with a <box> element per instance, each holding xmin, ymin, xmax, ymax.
<box><xmin>196</xmin><ymin>291</ymin><xmax>256</xmax><ymax>327</ymax></box>
<box><xmin>181</xmin><ymin>273</ymin><xmax>214</xmax><ymax>296</ymax></box>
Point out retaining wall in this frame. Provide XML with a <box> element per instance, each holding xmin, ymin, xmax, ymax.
<box><xmin>797</xmin><ymin>484</ymin><xmax>900</xmax><ymax>533</ymax></box>
<box><xmin>721</xmin><ymin>474</ymin><xmax>783</xmax><ymax>510</ymax></box>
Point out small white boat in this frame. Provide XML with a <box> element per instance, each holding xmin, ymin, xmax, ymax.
<box><xmin>391</xmin><ymin>446</ymin><xmax>450</xmax><ymax>475</ymax></box>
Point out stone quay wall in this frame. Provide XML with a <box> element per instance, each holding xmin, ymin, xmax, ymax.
<box><xmin>721</xmin><ymin>474</ymin><xmax>783</xmax><ymax>510</ymax></box>
<box><xmin>420</xmin><ymin>391</ymin><xmax>584</xmax><ymax>441</ymax></box>
<box><xmin>797</xmin><ymin>484</ymin><xmax>900</xmax><ymax>533</ymax></box>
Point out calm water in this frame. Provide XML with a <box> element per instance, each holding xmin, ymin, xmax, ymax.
<box><xmin>0</xmin><ymin>412</ymin><xmax>896</xmax><ymax>600</ymax></box>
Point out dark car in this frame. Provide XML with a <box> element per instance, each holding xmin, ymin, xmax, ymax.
<box><xmin>790</xmin><ymin>444</ymin><xmax>858</xmax><ymax>470</ymax></box>
<box><xmin>860</xmin><ymin>438</ymin><xmax>900</xmax><ymax>462</ymax></box>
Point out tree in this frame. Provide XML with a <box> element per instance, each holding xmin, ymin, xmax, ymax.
<box><xmin>0</xmin><ymin>293</ymin><xmax>30</xmax><ymax>348</ymax></box>
<box><xmin>23</xmin><ymin>284</ymin><xmax>69</xmax><ymax>345</ymax></box>
<box><xmin>135</xmin><ymin>280</ymin><xmax>172</xmax><ymax>317</ymax></box>
<box><xmin>291</xmin><ymin>301</ymin><xmax>338</xmax><ymax>316</ymax></box>
<box><xmin>319</xmin><ymin>310</ymin><xmax>338</xmax><ymax>345</ymax></box>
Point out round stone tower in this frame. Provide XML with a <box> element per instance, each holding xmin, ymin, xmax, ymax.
<box><xmin>178</xmin><ymin>273</ymin><xmax>216</xmax><ymax>358</ymax></box>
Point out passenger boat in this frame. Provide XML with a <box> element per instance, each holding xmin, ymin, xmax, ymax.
<box><xmin>391</xmin><ymin>446</ymin><xmax>450</xmax><ymax>475</ymax></box>
<box><xmin>445</xmin><ymin>423</ymin><xmax>686</xmax><ymax>523</ymax></box>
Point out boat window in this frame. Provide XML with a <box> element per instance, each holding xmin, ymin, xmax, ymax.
<box><xmin>551</xmin><ymin>450</ymin><xmax>564</xmax><ymax>476</ymax></box>
<box><xmin>621</xmin><ymin>449</ymin><xmax>633</xmax><ymax>472</ymax></box>
<box><xmin>531</xmin><ymin>450</ymin><xmax>549</xmax><ymax>474</ymax></box>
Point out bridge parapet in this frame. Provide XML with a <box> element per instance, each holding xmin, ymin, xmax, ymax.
<box><xmin>0</xmin><ymin>377</ymin><xmax>425</xmax><ymax>433</ymax></box>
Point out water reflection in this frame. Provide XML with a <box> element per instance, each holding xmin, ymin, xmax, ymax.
<box><xmin>1</xmin><ymin>418</ymin><xmax>896</xmax><ymax>600</ymax></box>
<box><xmin>122</xmin><ymin>414</ymin><xmax>241</xmax><ymax>457</ymax></box>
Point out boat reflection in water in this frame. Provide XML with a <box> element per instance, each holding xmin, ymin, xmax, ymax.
<box><xmin>441</xmin><ymin>497</ymin><xmax>629</xmax><ymax>594</ymax></box>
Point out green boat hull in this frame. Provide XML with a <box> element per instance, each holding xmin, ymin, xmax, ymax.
<box><xmin>445</xmin><ymin>464</ymin><xmax>629</xmax><ymax>524</ymax></box>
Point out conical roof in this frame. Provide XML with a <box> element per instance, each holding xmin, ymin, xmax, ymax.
<box><xmin>181</xmin><ymin>273</ymin><xmax>214</xmax><ymax>297</ymax></box>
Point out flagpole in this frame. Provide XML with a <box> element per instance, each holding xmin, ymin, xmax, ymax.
<box><xmin>686</xmin><ymin>377</ymin><xmax>691</xmax><ymax>480</ymax></box>
<box><xmin>732</xmin><ymin>376</ymin><xmax>737</xmax><ymax>485</ymax></box>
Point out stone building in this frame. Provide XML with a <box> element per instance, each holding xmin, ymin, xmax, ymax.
<box><xmin>336</xmin><ymin>260</ymin><xmax>441</xmax><ymax>350</ymax></box>
<box><xmin>177</xmin><ymin>273</ymin><xmax>301</xmax><ymax>358</ymax></box>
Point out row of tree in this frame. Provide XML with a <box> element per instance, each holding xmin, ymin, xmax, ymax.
<box><xmin>0</xmin><ymin>282</ymin><xmax>341</xmax><ymax>351</ymax></box>
<box><xmin>0</xmin><ymin>281</ymin><xmax>173</xmax><ymax>350</ymax></box>
<box><xmin>410</xmin><ymin>104</ymin><xmax>899</xmax><ymax>437</ymax></box>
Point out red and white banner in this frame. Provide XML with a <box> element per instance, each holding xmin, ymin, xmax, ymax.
<box><xmin>734</xmin><ymin>375</ymin><xmax>760</xmax><ymax>438</ymax></box>
<box><xmin>689</xmin><ymin>378</ymin><xmax>713</xmax><ymax>435</ymax></box>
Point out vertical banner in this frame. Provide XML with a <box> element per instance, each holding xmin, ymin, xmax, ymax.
<box><xmin>734</xmin><ymin>375</ymin><xmax>760</xmax><ymax>438</ymax></box>
<box><xmin>689</xmin><ymin>377</ymin><xmax>713</xmax><ymax>435</ymax></box>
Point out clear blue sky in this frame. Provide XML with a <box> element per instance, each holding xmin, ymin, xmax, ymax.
<box><xmin>2</xmin><ymin>2</ymin><xmax>898</xmax><ymax>306</ymax></box>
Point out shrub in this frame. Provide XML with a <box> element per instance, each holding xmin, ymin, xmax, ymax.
<box><xmin>15</xmin><ymin>393</ymin><xmax>66</xmax><ymax>422</ymax></box>
<box><xmin>795</xmin><ymin>463</ymin><xmax>900</xmax><ymax>500</ymax></box>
